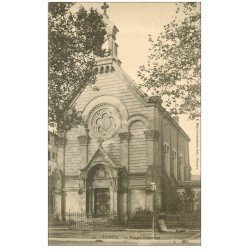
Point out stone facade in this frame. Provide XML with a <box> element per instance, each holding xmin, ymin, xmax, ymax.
<box><xmin>52</xmin><ymin>11</ymin><xmax>192</xmax><ymax>222</ymax></box>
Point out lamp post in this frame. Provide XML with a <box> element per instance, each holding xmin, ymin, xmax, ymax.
<box><xmin>150</xmin><ymin>182</ymin><xmax>157</xmax><ymax>239</ymax></box>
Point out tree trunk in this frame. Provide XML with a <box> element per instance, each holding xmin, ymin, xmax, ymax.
<box><xmin>61</xmin><ymin>130</ymin><xmax>67</xmax><ymax>222</ymax></box>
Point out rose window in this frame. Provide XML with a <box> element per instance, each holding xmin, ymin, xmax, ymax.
<box><xmin>90</xmin><ymin>104</ymin><xmax>121</xmax><ymax>140</ymax></box>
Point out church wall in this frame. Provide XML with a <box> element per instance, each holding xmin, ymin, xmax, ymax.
<box><xmin>155</xmin><ymin>108</ymin><xmax>191</xmax><ymax>211</ymax></box>
<box><xmin>177</xmin><ymin>133</ymin><xmax>183</xmax><ymax>181</ymax></box>
<box><xmin>128</xmin><ymin>120</ymin><xmax>147</xmax><ymax>173</ymax></box>
<box><xmin>54</xmin><ymin>193</ymin><xmax>61</xmax><ymax>214</ymax></box>
<box><xmin>64</xmin><ymin>178</ymin><xmax>79</xmax><ymax>190</ymax></box>
<box><xmin>129</xmin><ymin>190</ymin><xmax>146</xmax><ymax>212</ymax></box>
<box><xmin>56</xmin><ymin>71</ymin><xmax>191</xmax><ymax>215</ymax></box>
<box><xmin>158</xmin><ymin>113</ymin><xmax>190</xmax><ymax>182</ymax></box>
<box><xmin>87</xmin><ymin>135</ymin><xmax>122</xmax><ymax>167</ymax></box>
<box><xmin>63</xmin><ymin>177</ymin><xmax>81</xmax><ymax>213</ymax></box>
<box><xmin>76</xmin><ymin>73</ymin><xmax>154</xmax><ymax>116</ymax></box>
<box><xmin>73</xmin><ymin>71</ymin><xmax>154</xmax><ymax>166</ymax></box>
<box><xmin>51</xmin><ymin>7</ymin><xmax>194</xmax><ymax>219</ymax></box>
<box><xmin>156</xmin><ymin>108</ymin><xmax>162</xmax><ymax>167</ymax></box>
<box><xmin>169</xmin><ymin>123</ymin><xmax>178</xmax><ymax>179</ymax></box>
<box><xmin>65</xmin><ymin>127</ymin><xmax>85</xmax><ymax>176</ymax></box>
<box><xmin>160</xmin><ymin>114</ymin><xmax>171</xmax><ymax>179</ymax></box>
<box><xmin>65</xmin><ymin>191</ymin><xmax>82</xmax><ymax>213</ymax></box>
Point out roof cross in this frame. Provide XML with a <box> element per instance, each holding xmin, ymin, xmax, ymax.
<box><xmin>101</xmin><ymin>2</ymin><xmax>109</xmax><ymax>15</ymax></box>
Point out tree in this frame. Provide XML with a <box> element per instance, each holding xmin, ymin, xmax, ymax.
<box><xmin>177</xmin><ymin>187</ymin><xmax>197</xmax><ymax>212</ymax></box>
<box><xmin>49</xmin><ymin>2</ymin><xmax>107</xmax><ymax>133</ymax></box>
<box><xmin>48</xmin><ymin>2</ymin><xmax>107</xmax><ymax>220</ymax></box>
<box><xmin>138</xmin><ymin>3</ymin><xmax>201</xmax><ymax>120</ymax></box>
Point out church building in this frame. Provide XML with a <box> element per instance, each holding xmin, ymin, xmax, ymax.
<box><xmin>52</xmin><ymin>5</ymin><xmax>192</xmax><ymax>223</ymax></box>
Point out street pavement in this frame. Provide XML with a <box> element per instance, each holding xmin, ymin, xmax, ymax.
<box><xmin>48</xmin><ymin>227</ymin><xmax>201</xmax><ymax>246</ymax></box>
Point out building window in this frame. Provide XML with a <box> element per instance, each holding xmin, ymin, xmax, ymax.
<box><xmin>163</xmin><ymin>144</ymin><xmax>170</xmax><ymax>177</ymax></box>
<box><xmin>172</xmin><ymin>149</ymin><xmax>177</xmax><ymax>178</ymax></box>
<box><xmin>184</xmin><ymin>164</ymin><xmax>187</xmax><ymax>181</ymax></box>
<box><xmin>177</xmin><ymin>155</ymin><xmax>183</xmax><ymax>181</ymax></box>
<box><xmin>177</xmin><ymin>159</ymin><xmax>181</xmax><ymax>181</ymax></box>
<box><xmin>48</xmin><ymin>151</ymin><xmax>51</xmax><ymax>161</ymax></box>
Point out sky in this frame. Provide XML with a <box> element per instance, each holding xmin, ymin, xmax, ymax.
<box><xmin>72</xmin><ymin>2</ymin><xmax>200</xmax><ymax>175</ymax></box>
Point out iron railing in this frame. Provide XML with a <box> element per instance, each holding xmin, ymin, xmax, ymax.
<box><xmin>49</xmin><ymin>210</ymin><xmax>200</xmax><ymax>230</ymax></box>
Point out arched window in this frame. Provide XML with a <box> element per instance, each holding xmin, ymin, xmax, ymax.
<box><xmin>177</xmin><ymin>155</ymin><xmax>183</xmax><ymax>181</ymax></box>
<box><xmin>163</xmin><ymin>143</ymin><xmax>170</xmax><ymax>177</ymax></box>
<box><xmin>172</xmin><ymin>149</ymin><xmax>177</xmax><ymax>179</ymax></box>
<box><xmin>184</xmin><ymin>162</ymin><xmax>188</xmax><ymax>181</ymax></box>
<box><xmin>129</xmin><ymin>121</ymin><xmax>147</xmax><ymax>173</ymax></box>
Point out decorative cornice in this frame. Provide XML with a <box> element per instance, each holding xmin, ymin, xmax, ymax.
<box><xmin>128</xmin><ymin>171</ymin><xmax>147</xmax><ymax>176</ymax></box>
<box><xmin>78</xmin><ymin>187</ymin><xmax>86</xmax><ymax>194</ymax></box>
<box><xmin>94</xmin><ymin>62</ymin><xmax>116</xmax><ymax>74</ymax></box>
<box><xmin>128</xmin><ymin>186</ymin><xmax>147</xmax><ymax>190</ymax></box>
<box><xmin>118</xmin><ymin>132</ymin><xmax>130</xmax><ymax>142</ymax></box>
<box><xmin>144</xmin><ymin>129</ymin><xmax>160</xmax><ymax>141</ymax></box>
<box><xmin>78</xmin><ymin>135</ymin><xmax>89</xmax><ymax>146</ymax></box>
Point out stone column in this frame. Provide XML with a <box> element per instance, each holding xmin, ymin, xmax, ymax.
<box><xmin>110</xmin><ymin>187</ymin><xmax>114</xmax><ymax>217</ymax></box>
<box><xmin>180</xmin><ymin>155</ymin><xmax>184</xmax><ymax>181</ymax></box>
<box><xmin>78</xmin><ymin>169</ymin><xmax>87</xmax><ymax>216</ymax></box>
<box><xmin>144</xmin><ymin>130</ymin><xmax>161</xmax><ymax>211</ymax></box>
<box><xmin>113</xmin><ymin>176</ymin><xmax>119</xmax><ymax>221</ymax></box>
<box><xmin>172</xmin><ymin>150</ymin><xmax>177</xmax><ymax>179</ymax></box>
<box><xmin>78</xmin><ymin>176</ymin><xmax>87</xmax><ymax>217</ymax></box>
<box><xmin>92</xmin><ymin>188</ymin><xmax>95</xmax><ymax>216</ymax></box>
<box><xmin>81</xmin><ymin>191</ymin><xmax>86</xmax><ymax>211</ymax></box>
<box><xmin>53</xmin><ymin>190</ymin><xmax>62</xmax><ymax>214</ymax></box>
<box><xmin>113</xmin><ymin>188</ymin><xmax>118</xmax><ymax>221</ymax></box>
<box><xmin>78</xmin><ymin>135</ymin><xmax>89</xmax><ymax>166</ymax></box>
<box><xmin>87</xmin><ymin>187</ymin><xmax>92</xmax><ymax>217</ymax></box>
<box><xmin>127</xmin><ymin>189</ymin><xmax>131</xmax><ymax>213</ymax></box>
<box><xmin>123</xmin><ymin>192</ymin><xmax>128</xmax><ymax>222</ymax></box>
<box><xmin>144</xmin><ymin>129</ymin><xmax>160</xmax><ymax>169</ymax></box>
<box><xmin>144</xmin><ymin>129</ymin><xmax>160</xmax><ymax>181</ymax></box>
<box><xmin>118</xmin><ymin>132</ymin><xmax>130</xmax><ymax>170</ymax></box>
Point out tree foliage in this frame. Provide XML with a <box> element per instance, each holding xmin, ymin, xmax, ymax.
<box><xmin>138</xmin><ymin>3</ymin><xmax>201</xmax><ymax>120</ymax></box>
<box><xmin>177</xmin><ymin>187</ymin><xmax>198</xmax><ymax>212</ymax></box>
<box><xmin>48</xmin><ymin>3</ymin><xmax>107</xmax><ymax>132</ymax></box>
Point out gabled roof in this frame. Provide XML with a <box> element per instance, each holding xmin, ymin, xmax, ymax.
<box><xmin>81</xmin><ymin>146</ymin><xmax>120</xmax><ymax>173</ymax></box>
<box><xmin>65</xmin><ymin>61</ymin><xmax>190</xmax><ymax>142</ymax></box>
